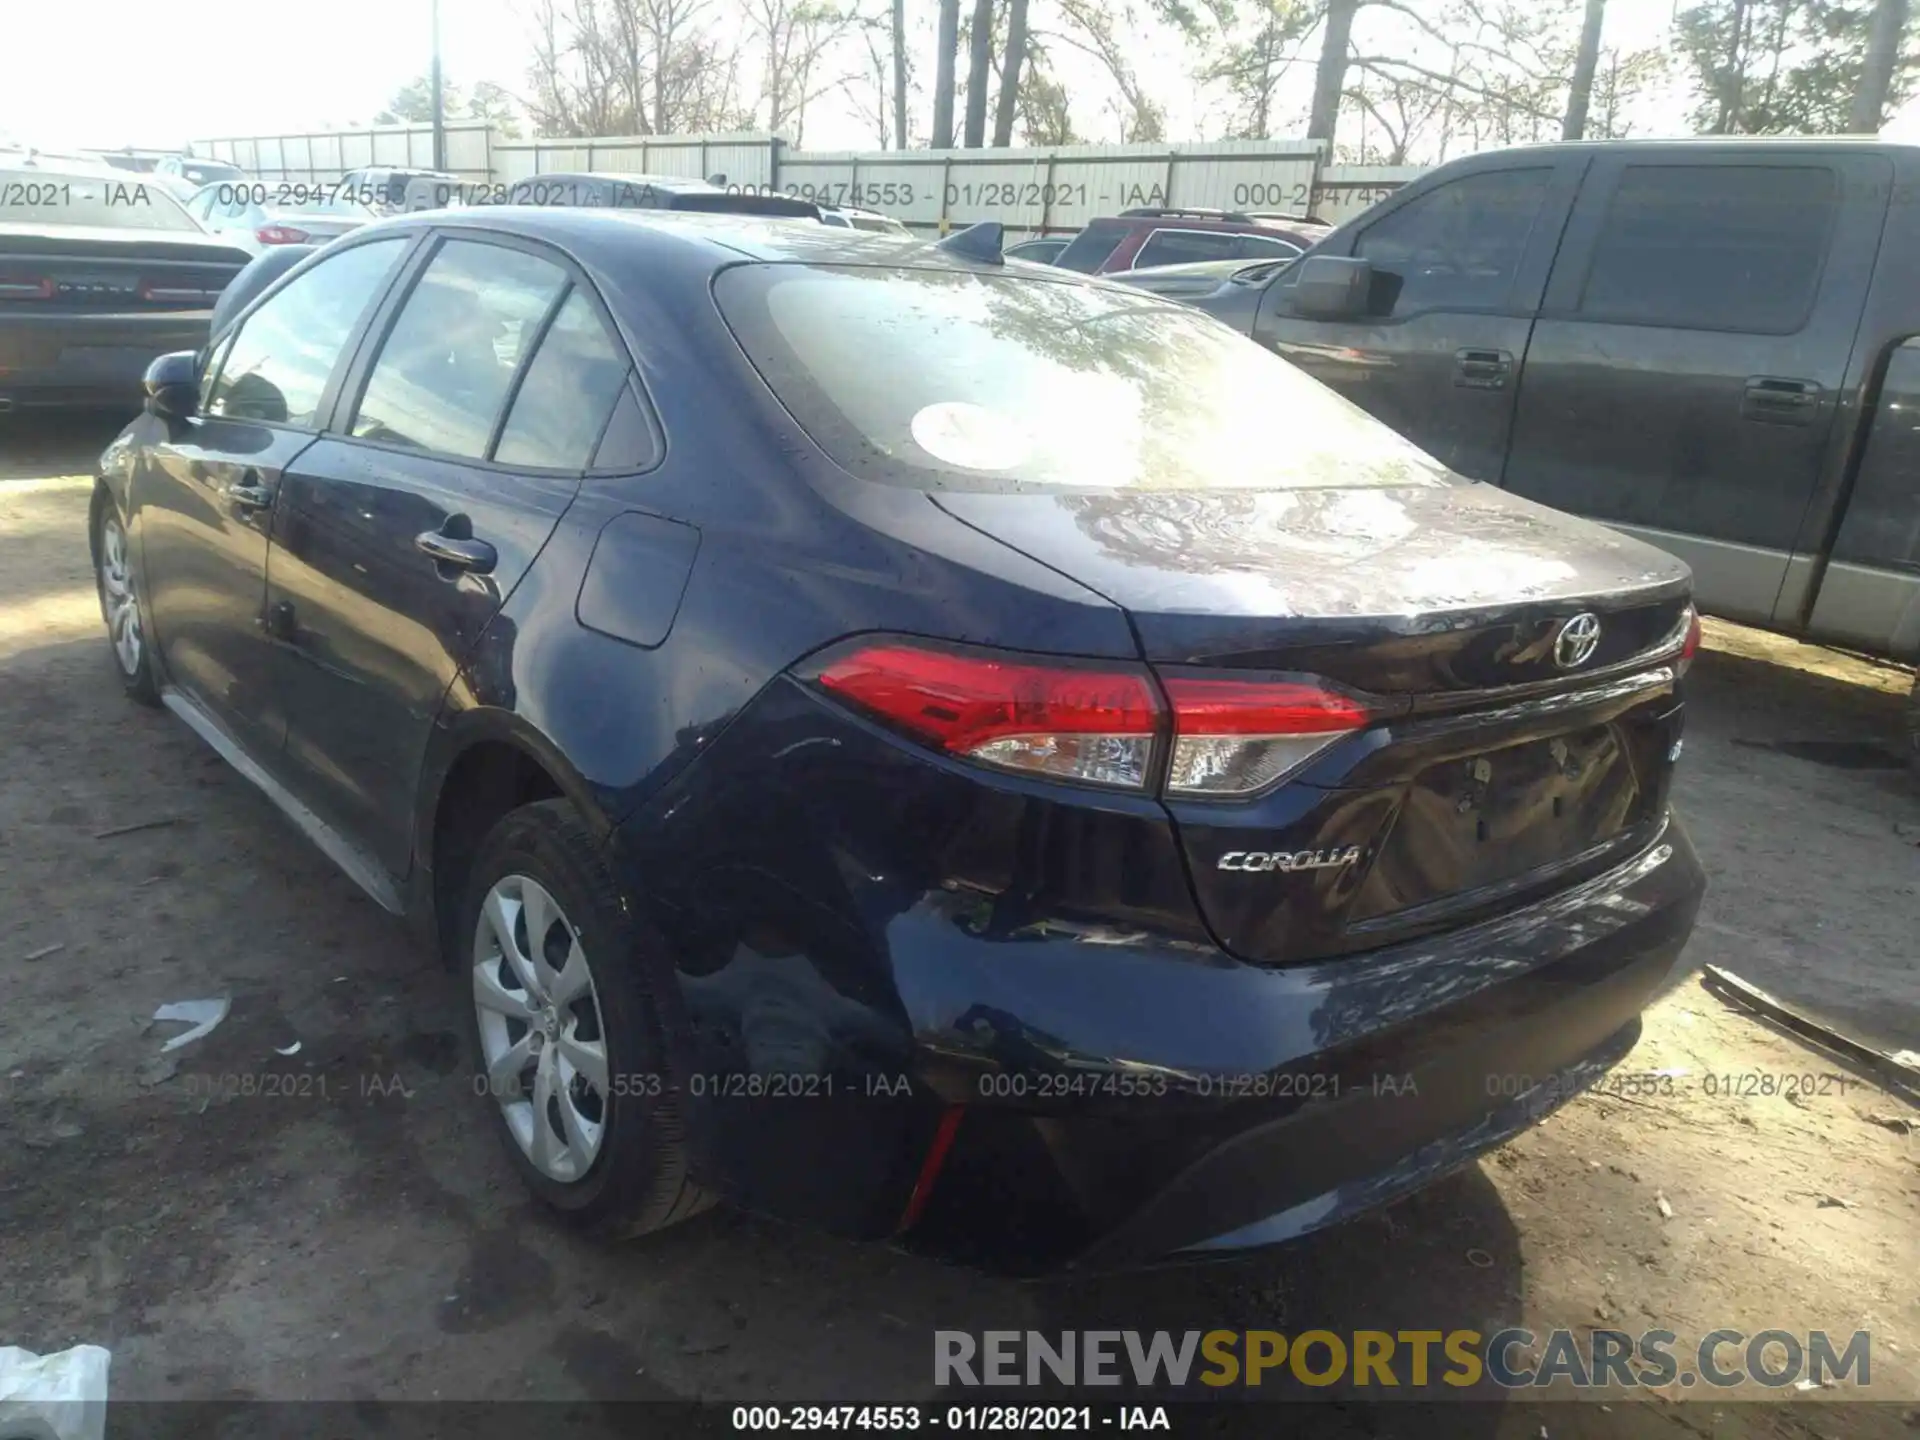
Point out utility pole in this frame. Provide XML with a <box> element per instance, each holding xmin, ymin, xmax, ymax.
<box><xmin>430</xmin><ymin>0</ymin><xmax>447</xmax><ymax>172</ymax></box>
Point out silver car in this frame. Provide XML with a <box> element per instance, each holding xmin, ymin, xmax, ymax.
<box><xmin>182</xmin><ymin>184</ymin><xmax>376</xmax><ymax>256</ymax></box>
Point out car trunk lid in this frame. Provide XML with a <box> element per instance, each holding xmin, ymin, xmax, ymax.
<box><xmin>934</xmin><ymin>482</ymin><xmax>1693</xmax><ymax>964</ymax></box>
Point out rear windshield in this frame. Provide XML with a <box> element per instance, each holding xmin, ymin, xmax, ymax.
<box><xmin>713</xmin><ymin>263</ymin><xmax>1451</xmax><ymax>493</ymax></box>
<box><xmin>0</xmin><ymin>171</ymin><xmax>202</xmax><ymax>232</ymax></box>
<box><xmin>1052</xmin><ymin>220</ymin><xmax>1126</xmax><ymax>273</ymax></box>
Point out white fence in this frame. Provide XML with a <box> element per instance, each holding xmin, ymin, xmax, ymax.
<box><xmin>193</xmin><ymin>125</ymin><xmax>1419</xmax><ymax>234</ymax></box>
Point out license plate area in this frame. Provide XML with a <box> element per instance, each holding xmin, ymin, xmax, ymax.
<box><xmin>1355</xmin><ymin>725</ymin><xmax>1648</xmax><ymax>920</ymax></box>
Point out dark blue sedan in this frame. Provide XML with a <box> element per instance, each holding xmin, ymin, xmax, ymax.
<box><xmin>92</xmin><ymin>206</ymin><xmax>1706</xmax><ymax>1270</ymax></box>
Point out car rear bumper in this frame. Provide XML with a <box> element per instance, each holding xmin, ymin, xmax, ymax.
<box><xmin>0</xmin><ymin>311</ymin><xmax>211</xmax><ymax>408</ymax></box>
<box><xmin>898</xmin><ymin>816</ymin><xmax>1704</xmax><ymax>1271</ymax></box>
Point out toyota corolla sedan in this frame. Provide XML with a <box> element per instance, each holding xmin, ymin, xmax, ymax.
<box><xmin>92</xmin><ymin>209</ymin><xmax>1705</xmax><ymax>1272</ymax></box>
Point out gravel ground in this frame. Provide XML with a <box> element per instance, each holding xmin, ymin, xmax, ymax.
<box><xmin>1</xmin><ymin>415</ymin><xmax>1915</xmax><ymax>1438</ymax></box>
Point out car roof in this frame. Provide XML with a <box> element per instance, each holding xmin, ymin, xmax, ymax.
<box><xmin>510</xmin><ymin>171</ymin><xmax>720</xmax><ymax>192</ymax></box>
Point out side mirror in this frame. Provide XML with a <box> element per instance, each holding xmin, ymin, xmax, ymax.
<box><xmin>1293</xmin><ymin>255</ymin><xmax>1374</xmax><ymax>320</ymax></box>
<box><xmin>143</xmin><ymin>350</ymin><xmax>199</xmax><ymax>420</ymax></box>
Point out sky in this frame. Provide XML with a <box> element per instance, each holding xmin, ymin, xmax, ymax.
<box><xmin>6</xmin><ymin>0</ymin><xmax>1917</xmax><ymax>158</ymax></box>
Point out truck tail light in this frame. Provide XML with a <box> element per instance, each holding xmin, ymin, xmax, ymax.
<box><xmin>1677</xmin><ymin>606</ymin><xmax>1702</xmax><ymax>677</ymax></box>
<box><xmin>1161</xmin><ymin>675</ymin><xmax>1371</xmax><ymax>797</ymax></box>
<box><xmin>809</xmin><ymin>641</ymin><xmax>1161</xmax><ymax>790</ymax></box>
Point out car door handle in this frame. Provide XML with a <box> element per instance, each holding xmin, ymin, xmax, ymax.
<box><xmin>228</xmin><ymin>470</ymin><xmax>274</xmax><ymax>509</ymax></box>
<box><xmin>1742</xmin><ymin>376</ymin><xmax>1820</xmax><ymax>425</ymax></box>
<box><xmin>415</xmin><ymin>528</ymin><xmax>498</xmax><ymax>574</ymax></box>
<box><xmin>1454</xmin><ymin>348</ymin><xmax>1512</xmax><ymax>389</ymax></box>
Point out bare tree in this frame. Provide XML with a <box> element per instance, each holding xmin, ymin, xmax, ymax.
<box><xmin>1202</xmin><ymin>0</ymin><xmax>1317</xmax><ymax>138</ymax></box>
<box><xmin>522</xmin><ymin>0</ymin><xmax>748</xmax><ymax>136</ymax></box>
<box><xmin>963</xmin><ymin>0</ymin><xmax>997</xmax><ymax>142</ymax></box>
<box><xmin>1306</xmin><ymin>0</ymin><xmax>1362</xmax><ymax>144</ymax></box>
<box><xmin>1851</xmin><ymin>0</ymin><xmax>1910</xmax><ymax>130</ymax></box>
<box><xmin>1050</xmin><ymin>0</ymin><xmax>1169</xmax><ymax>140</ymax></box>
<box><xmin>748</xmin><ymin>0</ymin><xmax>857</xmax><ymax>139</ymax></box>
<box><xmin>932</xmin><ymin>0</ymin><xmax>961</xmax><ymax>145</ymax></box>
<box><xmin>1561</xmin><ymin>0</ymin><xmax>1605</xmax><ymax>137</ymax></box>
<box><xmin>893</xmin><ymin>0</ymin><xmax>910</xmax><ymax>144</ymax></box>
<box><xmin>992</xmin><ymin>0</ymin><xmax>1030</xmax><ymax>144</ymax></box>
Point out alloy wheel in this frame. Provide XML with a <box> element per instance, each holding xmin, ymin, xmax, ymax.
<box><xmin>471</xmin><ymin>873</ymin><xmax>611</xmax><ymax>1183</ymax></box>
<box><xmin>99</xmin><ymin>517</ymin><xmax>143</xmax><ymax>677</ymax></box>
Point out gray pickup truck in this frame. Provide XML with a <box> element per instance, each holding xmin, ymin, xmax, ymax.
<box><xmin>1187</xmin><ymin>138</ymin><xmax>1920</xmax><ymax>761</ymax></box>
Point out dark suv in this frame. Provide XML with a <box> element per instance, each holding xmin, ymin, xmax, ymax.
<box><xmin>1184</xmin><ymin>138</ymin><xmax>1920</xmax><ymax>756</ymax></box>
<box><xmin>1054</xmin><ymin>206</ymin><xmax>1329</xmax><ymax>275</ymax></box>
<box><xmin>93</xmin><ymin>210</ymin><xmax>1705</xmax><ymax>1271</ymax></box>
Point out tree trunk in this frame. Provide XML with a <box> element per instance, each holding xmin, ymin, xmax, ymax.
<box><xmin>932</xmin><ymin>0</ymin><xmax>960</xmax><ymax>147</ymax></box>
<box><xmin>892</xmin><ymin>0</ymin><xmax>909</xmax><ymax>147</ymax></box>
<box><xmin>963</xmin><ymin>0</ymin><xmax>995</xmax><ymax>146</ymax></box>
<box><xmin>1306</xmin><ymin>0</ymin><xmax>1361</xmax><ymax>148</ymax></box>
<box><xmin>1561</xmin><ymin>0</ymin><xmax>1606</xmax><ymax>139</ymax></box>
<box><xmin>1851</xmin><ymin>0</ymin><xmax>1909</xmax><ymax>131</ymax></box>
<box><xmin>992</xmin><ymin>0</ymin><xmax>1028</xmax><ymax>145</ymax></box>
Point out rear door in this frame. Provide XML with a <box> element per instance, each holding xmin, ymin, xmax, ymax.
<box><xmin>1501</xmin><ymin>149</ymin><xmax>1888</xmax><ymax>624</ymax></box>
<box><xmin>1800</xmin><ymin>337</ymin><xmax>1920</xmax><ymax>660</ymax></box>
<box><xmin>1251</xmin><ymin>157</ymin><xmax>1583</xmax><ymax>482</ymax></box>
<box><xmin>263</xmin><ymin>233</ymin><xmax>636</xmax><ymax>876</ymax></box>
<box><xmin>136</xmin><ymin>235</ymin><xmax>413</xmax><ymax>751</ymax></box>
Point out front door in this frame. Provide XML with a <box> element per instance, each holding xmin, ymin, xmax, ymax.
<box><xmin>1252</xmin><ymin>159</ymin><xmax>1581</xmax><ymax>482</ymax></box>
<box><xmin>265</xmin><ymin>235</ymin><xmax>634</xmax><ymax>876</ymax></box>
<box><xmin>137</xmin><ymin>235</ymin><xmax>414</xmax><ymax>748</ymax></box>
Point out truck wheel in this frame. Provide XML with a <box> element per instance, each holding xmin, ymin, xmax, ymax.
<box><xmin>460</xmin><ymin>798</ymin><xmax>715</xmax><ymax>1238</ymax></box>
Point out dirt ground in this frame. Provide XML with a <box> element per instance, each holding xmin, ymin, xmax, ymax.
<box><xmin>1</xmin><ymin>415</ymin><xmax>1915</xmax><ymax>1437</ymax></box>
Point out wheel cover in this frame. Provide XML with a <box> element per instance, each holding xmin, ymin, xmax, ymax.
<box><xmin>471</xmin><ymin>874</ymin><xmax>610</xmax><ymax>1183</ymax></box>
<box><xmin>99</xmin><ymin>518</ymin><xmax>143</xmax><ymax>678</ymax></box>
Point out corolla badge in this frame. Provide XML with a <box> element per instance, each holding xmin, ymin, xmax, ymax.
<box><xmin>1553</xmin><ymin>612</ymin><xmax>1603</xmax><ymax>669</ymax></box>
<box><xmin>1218</xmin><ymin>846</ymin><xmax>1363</xmax><ymax>873</ymax></box>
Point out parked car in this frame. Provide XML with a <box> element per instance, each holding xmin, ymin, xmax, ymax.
<box><xmin>1005</xmin><ymin>235</ymin><xmax>1072</xmax><ymax>265</ymax></box>
<box><xmin>503</xmin><ymin>171</ymin><xmax>821</xmax><ymax>220</ymax></box>
<box><xmin>0</xmin><ymin>162</ymin><xmax>251</xmax><ymax>412</ymax></box>
<box><xmin>1053</xmin><ymin>206</ymin><xmax>1327</xmax><ymax>276</ymax></box>
<box><xmin>182</xmin><ymin>184</ymin><xmax>375</xmax><ymax>255</ymax></box>
<box><xmin>819</xmin><ymin>205</ymin><xmax>910</xmax><ymax>234</ymax></box>
<box><xmin>337</xmin><ymin>167</ymin><xmax>461</xmax><ymax>215</ymax></box>
<box><xmin>1118</xmin><ymin>254</ymin><xmax>1291</xmax><ymax>301</ymax></box>
<box><xmin>1182</xmin><ymin>138</ymin><xmax>1920</xmax><ymax>762</ymax></box>
<box><xmin>151</xmin><ymin>154</ymin><xmax>248</xmax><ymax>198</ymax></box>
<box><xmin>94</xmin><ymin>208</ymin><xmax>1705</xmax><ymax>1271</ymax></box>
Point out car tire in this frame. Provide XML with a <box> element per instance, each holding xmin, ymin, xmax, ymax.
<box><xmin>460</xmin><ymin>798</ymin><xmax>714</xmax><ymax>1238</ymax></box>
<box><xmin>92</xmin><ymin>495</ymin><xmax>160</xmax><ymax>707</ymax></box>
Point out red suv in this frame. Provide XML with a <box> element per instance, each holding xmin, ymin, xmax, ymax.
<box><xmin>1052</xmin><ymin>206</ymin><xmax>1330</xmax><ymax>274</ymax></box>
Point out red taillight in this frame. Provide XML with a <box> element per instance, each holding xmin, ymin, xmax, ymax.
<box><xmin>255</xmin><ymin>224</ymin><xmax>311</xmax><ymax>245</ymax></box>
<box><xmin>0</xmin><ymin>276</ymin><xmax>54</xmax><ymax>300</ymax></box>
<box><xmin>1162</xmin><ymin>675</ymin><xmax>1371</xmax><ymax>797</ymax></box>
<box><xmin>1677</xmin><ymin>606</ymin><xmax>1702</xmax><ymax>676</ymax></box>
<box><xmin>813</xmin><ymin>642</ymin><xmax>1161</xmax><ymax>790</ymax></box>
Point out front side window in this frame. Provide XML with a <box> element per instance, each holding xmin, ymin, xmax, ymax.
<box><xmin>1577</xmin><ymin>164</ymin><xmax>1837</xmax><ymax>333</ymax></box>
<box><xmin>1130</xmin><ymin>230</ymin><xmax>1242</xmax><ymax>269</ymax></box>
<box><xmin>207</xmin><ymin>237</ymin><xmax>408</xmax><ymax>426</ymax></box>
<box><xmin>350</xmin><ymin>239</ymin><xmax>568</xmax><ymax>459</ymax></box>
<box><xmin>494</xmin><ymin>291</ymin><xmax>637</xmax><ymax>469</ymax></box>
<box><xmin>1833</xmin><ymin>338</ymin><xmax>1920</xmax><ymax>573</ymax></box>
<box><xmin>1355</xmin><ymin>168</ymin><xmax>1551</xmax><ymax>317</ymax></box>
<box><xmin>715</xmin><ymin>264</ymin><xmax>1451</xmax><ymax>493</ymax></box>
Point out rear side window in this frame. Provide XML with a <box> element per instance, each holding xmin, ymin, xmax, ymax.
<box><xmin>1052</xmin><ymin>220</ymin><xmax>1128</xmax><ymax>274</ymax></box>
<box><xmin>1130</xmin><ymin>230</ymin><xmax>1242</xmax><ymax>269</ymax></box>
<box><xmin>1576</xmin><ymin>164</ymin><xmax>1837</xmax><ymax>333</ymax></box>
<box><xmin>1355</xmin><ymin>168</ymin><xmax>1551</xmax><ymax>316</ymax></box>
<box><xmin>208</xmin><ymin>237</ymin><xmax>408</xmax><ymax>426</ymax></box>
<box><xmin>350</xmin><ymin>240</ymin><xmax>568</xmax><ymax>459</ymax></box>
<box><xmin>1239</xmin><ymin>234</ymin><xmax>1303</xmax><ymax>260</ymax></box>
<box><xmin>495</xmin><ymin>291</ymin><xmax>636</xmax><ymax>469</ymax></box>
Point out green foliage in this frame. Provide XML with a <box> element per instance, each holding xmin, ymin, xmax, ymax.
<box><xmin>1676</xmin><ymin>0</ymin><xmax>1917</xmax><ymax>132</ymax></box>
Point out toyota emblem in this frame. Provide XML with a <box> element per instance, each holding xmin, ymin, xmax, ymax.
<box><xmin>1554</xmin><ymin>612</ymin><xmax>1602</xmax><ymax>669</ymax></box>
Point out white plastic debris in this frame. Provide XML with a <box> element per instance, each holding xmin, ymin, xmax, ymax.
<box><xmin>0</xmin><ymin>1344</ymin><xmax>111</xmax><ymax>1440</ymax></box>
<box><xmin>273</xmin><ymin>1041</ymin><xmax>302</xmax><ymax>1057</ymax></box>
<box><xmin>153</xmin><ymin>998</ymin><xmax>230</xmax><ymax>1053</ymax></box>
